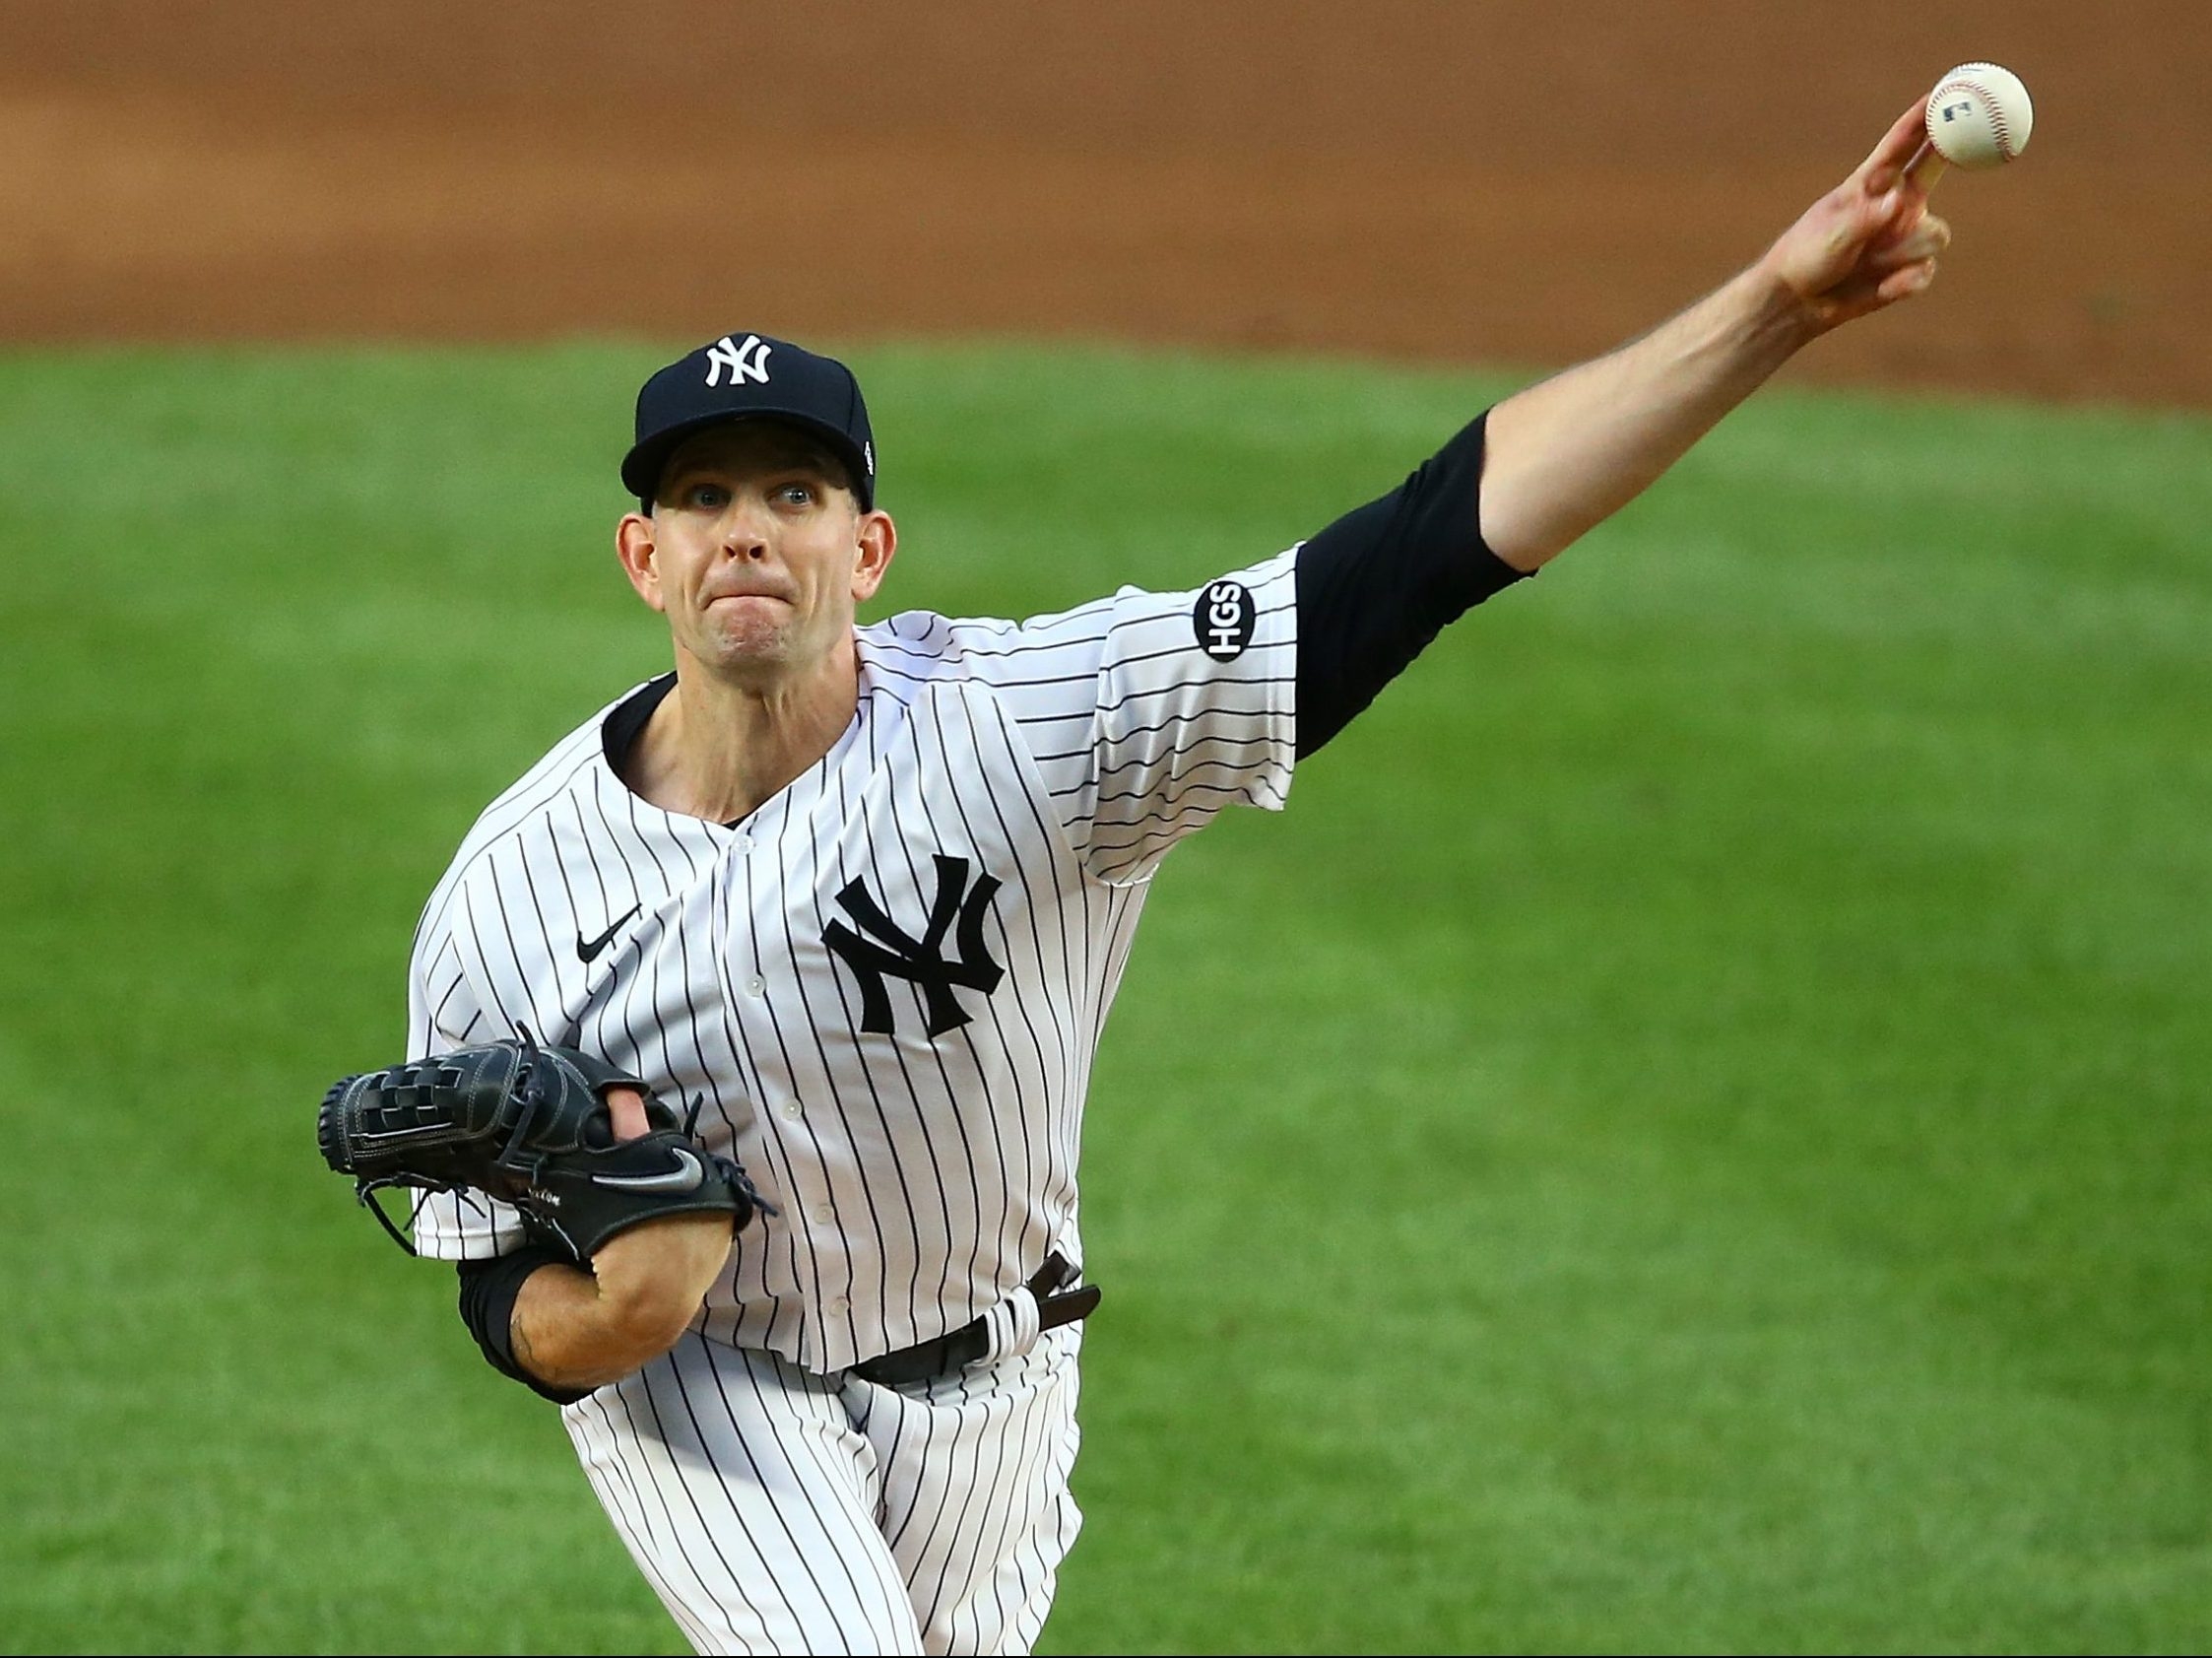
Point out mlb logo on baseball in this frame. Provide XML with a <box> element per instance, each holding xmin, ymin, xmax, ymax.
<box><xmin>1920</xmin><ymin>61</ymin><xmax>2032</xmax><ymax>168</ymax></box>
<box><xmin>705</xmin><ymin>333</ymin><xmax>772</xmax><ymax>387</ymax></box>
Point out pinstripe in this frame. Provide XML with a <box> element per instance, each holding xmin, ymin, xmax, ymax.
<box><xmin>713</xmin><ymin>1348</ymin><xmax>914</xmax><ymax>1642</ymax></box>
<box><xmin>813</xmin><ymin>735</ymin><xmax>932</xmax><ymax>1335</ymax></box>
<box><xmin>961</xmin><ymin>622</ymin><xmax>1288</xmax><ymax>697</ymax></box>
<box><xmin>483</xmin><ymin>854</ymin><xmax>537</xmax><ymax>1031</ymax></box>
<box><xmin>867</xmin><ymin>1329</ymin><xmax>1081</xmax><ymax>1653</ymax></box>
<box><xmin>899</xmin><ymin>1389</ymin><xmax>972</xmax><ymax>1631</ymax></box>
<box><xmin>834</xmin><ymin>785</ymin><xmax>966</xmax><ymax>1328</ymax></box>
<box><xmin>628</xmin><ymin>1329</ymin><xmax>757</xmax><ymax>1621</ymax></box>
<box><xmin>931</xmin><ymin>698</ymin><xmax>1056</xmax><ymax>1278</ymax></box>
<box><xmin>571</xmin><ymin>1391</ymin><xmax>729</xmax><ymax>1652</ymax></box>
<box><xmin>782</xmin><ymin>730</ymin><xmax>910</xmax><ymax>1350</ymax></box>
<box><xmin>607</xmin><ymin>1383</ymin><xmax>752</xmax><ymax>1649</ymax></box>
<box><xmin>681</xmin><ymin>1347</ymin><xmax>869</xmax><ymax>1647</ymax></box>
<box><xmin>836</xmin><ymin>685</ymin><xmax>957</xmax><ymax>1334</ymax></box>
<box><xmin>933</xmin><ymin>694</ymin><xmax>1055</xmax><ymax>1274</ymax></box>
<box><xmin>412</xmin><ymin>736</ymin><xmax>603</xmax><ymax>950</ymax></box>
<box><xmin>1092</xmin><ymin>759</ymin><xmax>1289</xmax><ymax>820</ymax></box>
<box><xmin>633</xmin><ymin>822</ymin><xmax>703</xmax><ymax>1112</ymax></box>
<box><xmin>863</xmin><ymin>752</ymin><xmax>994</xmax><ymax>1310</ymax></box>
<box><xmin>737</xmin><ymin>814</ymin><xmax>841</xmax><ymax>1334</ymax></box>
<box><xmin>951</xmin><ymin>1379</ymin><xmax>1041</xmax><ymax>1651</ymax></box>
<box><xmin>1044</xmin><ymin>724</ymin><xmax>1281</xmax><ymax>773</ymax></box>
<box><xmin>983</xmin><ymin>703</ymin><xmax>1100</xmax><ymax>1202</ymax></box>
<box><xmin>921</xmin><ymin>1390</ymin><xmax>1011</xmax><ymax>1638</ymax></box>
<box><xmin>406</xmin><ymin>550</ymin><xmax>1296</xmax><ymax>1650</ymax></box>
<box><xmin>983</xmin><ymin>1360</ymin><xmax>1061</xmax><ymax>1645</ymax></box>
<box><xmin>711</xmin><ymin>854</ymin><xmax>813</xmax><ymax>1332</ymax></box>
<box><xmin>1095</xmin><ymin>667</ymin><xmax>1294</xmax><ymax>717</ymax></box>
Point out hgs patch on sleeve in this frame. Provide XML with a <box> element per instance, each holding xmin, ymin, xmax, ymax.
<box><xmin>1191</xmin><ymin>580</ymin><xmax>1256</xmax><ymax>661</ymax></box>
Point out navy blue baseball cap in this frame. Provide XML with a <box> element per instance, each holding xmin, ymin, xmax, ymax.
<box><xmin>621</xmin><ymin>332</ymin><xmax>877</xmax><ymax>510</ymax></box>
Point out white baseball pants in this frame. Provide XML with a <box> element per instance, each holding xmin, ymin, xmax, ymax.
<box><xmin>561</xmin><ymin>1326</ymin><xmax>1083</xmax><ymax>1655</ymax></box>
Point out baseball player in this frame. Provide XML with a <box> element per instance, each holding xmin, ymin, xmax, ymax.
<box><xmin>388</xmin><ymin>102</ymin><xmax>1947</xmax><ymax>1654</ymax></box>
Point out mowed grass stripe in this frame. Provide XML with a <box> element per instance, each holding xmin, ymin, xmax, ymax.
<box><xmin>0</xmin><ymin>341</ymin><xmax>2203</xmax><ymax>1654</ymax></box>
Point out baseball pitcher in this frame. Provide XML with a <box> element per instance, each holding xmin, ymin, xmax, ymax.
<box><xmin>322</xmin><ymin>99</ymin><xmax>1949</xmax><ymax>1654</ymax></box>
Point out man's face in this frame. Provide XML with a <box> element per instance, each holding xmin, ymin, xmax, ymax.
<box><xmin>617</xmin><ymin>422</ymin><xmax>894</xmax><ymax>688</ymax></box>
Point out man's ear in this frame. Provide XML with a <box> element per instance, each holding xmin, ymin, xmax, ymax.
<box><xmin>851</xmin><ymin>509</ymin><xmax>898</xmax><ymax>604</ymax></box>
<box><xmin>616</xmin><ymin>511</ymin><xmax>668</xmax><ymax>614</ymax></box>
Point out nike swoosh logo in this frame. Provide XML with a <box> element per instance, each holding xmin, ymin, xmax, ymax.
<box><xmin>576</xmin><ymin>904</ymin><xmax>642</xmax><ymax>964</ymax></box>
<box><xmin>592</xmin><ymin>1147</ymin><xmax>706</xmax><ymax>1194</ymax></box>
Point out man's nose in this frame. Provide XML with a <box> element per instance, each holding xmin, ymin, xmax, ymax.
<box><xmin>718</xmin><ymin>498</ymin><xmax>772</xmax><ymax>561</ymax></box>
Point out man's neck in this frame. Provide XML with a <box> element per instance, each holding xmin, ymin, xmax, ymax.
<box><xmin>625</xmin><ymin>641</ymin><xmax>861</xmax><ymax>825</ymax></box>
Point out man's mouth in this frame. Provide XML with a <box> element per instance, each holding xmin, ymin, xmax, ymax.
<box><xmin>705</xmin><ymin>589</ymin><xmax>790</xmax><ymax>607</ymax></box>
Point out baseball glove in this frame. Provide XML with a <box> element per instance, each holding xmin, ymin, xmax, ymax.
<box><xmin>317</xmin><ymin>1030</ymin><xmax>773</xmax><ymax>1262</ymax></box>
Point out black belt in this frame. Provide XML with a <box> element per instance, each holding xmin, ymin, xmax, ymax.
<box><xmin>850</xmin><ymin>1251</ymin><xmax>1099</xmax><ymax>1386</ymax></box>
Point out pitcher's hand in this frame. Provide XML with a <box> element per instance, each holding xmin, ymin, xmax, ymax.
<box><xmin>1759</xmin><ymin>99</ymin><xmax>1953</xmax><ymax>333</ymax></box>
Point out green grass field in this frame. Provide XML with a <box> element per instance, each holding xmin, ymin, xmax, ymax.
<box><xmin>2</xmin><ymin>340</ymin><xmax>2206</xmax><ymax>1655</ymax></box>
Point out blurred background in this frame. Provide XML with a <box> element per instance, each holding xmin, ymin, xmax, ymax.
<box><xmin>3</xmin><ymin>0</ymin><xmax>2206</xmax><ymax>401</ymax></box>
<box><xmin>3</xmin><ymin>5</ymin><xmax>2207</xmax><ymax>1655</ymax></box>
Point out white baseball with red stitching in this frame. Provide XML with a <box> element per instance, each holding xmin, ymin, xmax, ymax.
<box><xmin>1925</xmin><ymin>62</ymin><xmax>2035</xmax><ymax>169</ymax></box>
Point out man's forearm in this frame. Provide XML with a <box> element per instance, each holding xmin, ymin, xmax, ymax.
<box><xmin>510</xmin><ymin>1214</ymin><xmax>736</xmax><ymax>1390</ymax></box>
<box><xmin>1475</xmin><ymin>99</ymin><xmax>1948</xmax><ymax>572</ymax></box>
<box><xmin>509</xmin><ymin>1260</ymin><xmax>676</xmax><ymax>1391</ymax></box>
<box><xmin>1479</xmin><ymin>263</ymin><xmax>1816</xmax><ymax>571</ymax></box>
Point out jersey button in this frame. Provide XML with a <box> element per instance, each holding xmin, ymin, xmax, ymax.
<box><xmin>745</xmin><ymin>973</ymin><xmax>767</xmax><ymax>997</ymax></box>
<box><xmin>825</xmin><ymin>1295</ymin><xmax>850</xmax><ymax>1316</ymax></box>
<box><xmin>732</xmin><ymin>831</ymin><xmax>754</xmax><ymax>853</ymax></box>
<box><xmin>780</xmin><ymin>1099</ymin><xmax>803</xmax><ymax>1120</ymax></box>
<box><xmin>811</xmin><ymin>1202</ymin><xmax>834</xmax><ymax>1225</ymax></box>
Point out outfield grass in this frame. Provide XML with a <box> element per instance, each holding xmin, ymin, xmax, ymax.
<box><xmin>1</xmin><ymin>340</ymin><xmax>2206</xmax><ymax>1654</ymax></box>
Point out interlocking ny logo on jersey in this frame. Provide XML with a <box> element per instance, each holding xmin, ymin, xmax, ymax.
<box><xmin>704</xmin><ymin>333</ymin><xmax>772</xmax><ymax>387</ymax></box>
<box><xmin>822</xmin><ymin>855</ymin><xmax>1005</xmax><ymax>1037</ymax></box>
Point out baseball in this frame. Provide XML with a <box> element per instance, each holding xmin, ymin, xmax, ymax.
<box><xmin>1924</xmin><ymin>62</ymin><xmax>2034</xmax><ymax>168</ymax></box>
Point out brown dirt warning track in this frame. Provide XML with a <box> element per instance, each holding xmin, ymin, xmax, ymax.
<box><xmin>2</xmin><ymin>1</ymin><xmax>2204</xmax><ymax>406</ymax></box>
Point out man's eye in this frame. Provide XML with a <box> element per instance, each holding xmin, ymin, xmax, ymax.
<box><xmin>688</xmin><ymin>485</ymin><xmax>729</xmax><ymax>509</ymax></box>
<box><xmin>777</xmin><ymin>483</ymin><xmax>816</xmax><ymax>506</ymax></box>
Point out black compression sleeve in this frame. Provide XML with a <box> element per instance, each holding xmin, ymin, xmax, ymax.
<box><xmin>1294</xmin><ymin>410</ymin><xmax>1531</xmax><ymax>758</ymax></box>
<box><xmin>456</xmin><ymin>1247</ymin><xmax>594</xmax><ymax>1405</ymax></box>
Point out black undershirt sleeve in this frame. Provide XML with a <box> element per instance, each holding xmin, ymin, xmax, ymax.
<box><xmin>456</xmin><ymin>1247</ymin><xmax>594</xmax><ymax>1405</ymax></box>
<box><xmin>1293</xmin><ymin>409</ymin><xmax>1531</xmax><ymax>758</ymax></box>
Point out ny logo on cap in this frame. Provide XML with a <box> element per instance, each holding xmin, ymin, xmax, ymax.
<box><xmin>704</xmin><ymin>334</ymin><xmax>773</xmax><ymax>388</ymax></box>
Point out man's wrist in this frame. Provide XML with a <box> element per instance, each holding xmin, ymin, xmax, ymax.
<box><xmin>457</xmin><ymin>1250</ymin><xmax>596</xmax><ymax>1403</ymax></box>
<box><xmin>1740</xmin><ymin>254</ymin><xmax>1832</xmax><ymax>353</ymax></box>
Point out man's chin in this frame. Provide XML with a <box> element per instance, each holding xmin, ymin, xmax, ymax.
<box><xmin>705</xmin><ymin>613</ymin><xmax>791</xmax><ymax>657</ymax></box>
<box><xmin>687</xmin><ymin>623</ymin><xmax>806</xmax><ymax>684</ymax></box>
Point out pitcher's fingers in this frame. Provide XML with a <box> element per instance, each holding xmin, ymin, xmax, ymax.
<box><xmin>1869</xmin><ymin>214</ymin><xmax>1952</xmax><ymax>265</ymax></box>
<box><xmin>607</xmin><ymin>1086</ymin><xmax>650</xmax><ymax>1141</ymax></box>
<box><xmin>1861</xmin><ymin>99</ymin><xmax>1932</xmax><ymax>193</ymax></box>
<box><xmin>1875</xmin><ymin>258</ymin><xmax>1938</xmax><ymax>302</ymax></box>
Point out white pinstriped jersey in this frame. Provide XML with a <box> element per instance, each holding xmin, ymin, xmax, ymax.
<box><xmin>406</xmin><ymin>548</ymin><xmax>1297</xmax><ymax>1374</ymax></box>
